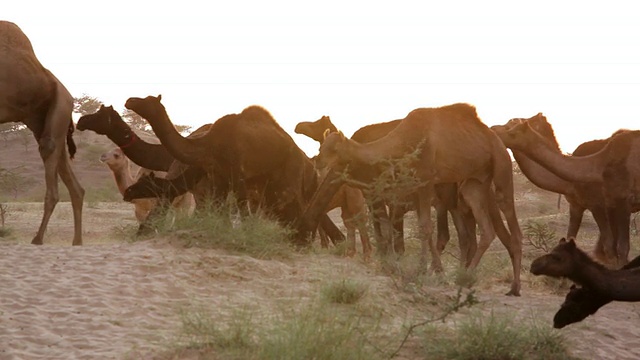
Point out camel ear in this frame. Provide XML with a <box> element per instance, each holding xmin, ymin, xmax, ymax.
<box><xmin>323</xmin><ymin>128</ymin><xmax>331</xmax><ymax>140</ymax></box>
<box><xmin>157</xmin><ymin>94</ymin><xmax>162</xmax><ymax>101</ymax></box>
<box><xmin>559</xmin><ymin>237</ymin><xmax>567</xmax><ymax>244</ymax></box>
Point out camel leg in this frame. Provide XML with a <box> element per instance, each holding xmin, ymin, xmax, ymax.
<box><xmin>389</xmin><ymin>204</ymin><xmax>406</xmax><ymax>255</ymax></box>
<box><xmin>492</xmin><ymin>189</ymin><xmax>523</xmax><ymax>296</ymax></box>
<box><xmin>343</xmin><ymin>218</ymin><xmax>357</xmax><ymax>257</ymax></box>
<box><xmin>608</xmin><ymin>201</ymin><xmax>631</xmax><ymax>266</ymax></box>
<box><xmin>370</xmin><ymin>200</ymin><xmax>393</xmax><ymax>255</ymax></box>
<box><xmin>590</xmin><ymin>206</ymin><xmax>616</xmax><ymax>264</ymax></box>
<box><xmin>417</xmin><ymin>186</ymin><xmax>439</xmax><ymax>271</ymax></box>
<box><xmin>435</xmin><ymin>203</ymin><xmax>450</xmax><ymax>254</ymax></box>
<box><xmin>463</xmin><ymin>180</ymin><xmax>496</xmax><ymax>271</ymax></box>
<box><xmin>32</xmin><ymin>137</ymin><xmax>62</xmax><ymax>245</ymax></box>
<box><xmin>566</xmin><ymin>203</ymin><xmax>585</xmax><ymax>240</ymax></box>
<box><xmin>317</xmin><ymin>227</ymin><xmax>329</xmax><ymax>248</ymax></box>
<box><xmin>449</xmin><ymin>206</ymin><xmax>476</xmax><ymax>267</ymax></box>
<box><xmin>56</xmin><ymin>150</ymin><xmax>85</xmax><ymax>246</ymax></box>
<box><xmin>357</xmin><ymin>217</ymin><xmax>372</xmax><ymax>261</ymax></box>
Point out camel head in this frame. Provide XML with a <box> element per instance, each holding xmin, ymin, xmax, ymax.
<box><xmin>530</xmin><ymin>237</ymin><xmax>587</xmax><ymax>277</ymax></box>
<box><xmin>123</xmin><ymin>172</ymin><xmax>164</xmax><ymax>202</ymax></box>
<box><xmin>316</xmin><ymin>131</ymin><xmax>351</xmax><ymax>170</ymax></box>
<box><xmin>124</xmin><ymin>94</ymin><xmax>163</xmax><ymax>121</ymax></box>
<box><xmin>294</xmin><ymin>115</ymin><xmax>338</xmax><ymax>144</ymax></box>
<box><xmin>553</xmin><ymin>284</ymin><xmax>599</xmax><ymax>328</ymax></box>
<box><xmin>77</xmin><ymin>105</ymin><xmax>122</xmax><ymax>135</ymax></box>
<box><xmin>100</xmin><ymin>147</ymin><xmax>128</xmax><ymax>171</ymax></box>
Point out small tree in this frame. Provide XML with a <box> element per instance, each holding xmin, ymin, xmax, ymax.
<box><xmin>0</xmin><ymin>123</ymin><xmax>22</xmax><ymax>145</ymax></box>
<box><xmin>73</xmin><ymin>94</ymin><xmax>102</xmax><ymax>116</ymax></box>
<box><xmin>122</xmin><ymin>108</ymin><xmax>149</xmax><ymax>131</ymax></box>
<box><xmin>175</xmin><ymin>124</ymin><xmax>192</xmax><ymax>135</ymax></box>
<box><xmin>0</xmin><ymin>167</ymin><xmax>34</xmax><ymax>199</ymax></box>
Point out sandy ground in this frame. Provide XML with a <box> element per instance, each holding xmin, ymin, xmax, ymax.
<box><xmin>2</xmin><ymin>202</ymin><xmax>640</xmax><ymax>359</ymax></box>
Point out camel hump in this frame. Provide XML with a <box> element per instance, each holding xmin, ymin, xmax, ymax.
<box><xmin>0</xmin><ymin>21</ymin><xmax>36</xmax><ymax>54</ymax></box>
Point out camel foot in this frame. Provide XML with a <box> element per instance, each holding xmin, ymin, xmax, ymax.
<box><xmin>345</xmin><ymin>249</ymin><xmax>356</xmax><ymax>258</ymax></box>
<box><xmin>505</xmin><ymin>286</ymin><xmax>521</xmax><ymax>297</ymax></box>
<box><xmin>31</xmin><ymin>237</ymin><xmax>43</xmax><ymax>245</ymax></box>
<box><xmin>72</xmin><ymin>240</ymin><xmax>82</xmax><ymax>246</ymax></box>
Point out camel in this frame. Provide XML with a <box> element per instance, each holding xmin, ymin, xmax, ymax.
<box><xmin>296</xmin><ymin>116</ymin><xmax>478</xmax><ymax>263</ymax></box>
<box><xmin>123</xmin><ymin>95</ymin><xmax>344</xmax><ymax>245</ymax></box>
<box><xmin>295</xmin><ymin>117</ymin><xmax>372</xmax><ymax>259</ymax></box>
<box><xmin>0</xmin><ymin>21</ymin><xmax>84</xmax><ymax>245</ymax></box>
<box><xmin>99</xmin><ymin>148</ymin><xmax>194</xmax><ymax>223</ymax></box>
<box><xmin>492</xmin><ymin>114</ymin><xmax>640</xmax><ymax>264</ymax></box>
<box><xmin>492</xmin><ymin>116</ymin><xmax>619</xmax><ymax>263</ymax></box>
<box><xmin>531</xmin><ymin>238</ymin><xmax>640</xmax><ymax>301</ymax></box>
<box><xmin>553</xmin><ymin>254</ymin><xmax>640</xmax><ymax>328</ymax></box>
<box><xmin>302</xmin><ymin>103</ymin><xmax>523</xmax><ymax>296</ymax></box>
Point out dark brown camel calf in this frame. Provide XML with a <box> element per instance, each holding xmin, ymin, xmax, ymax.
<box><xmin>531</xmin><ymin>237</ymin><xmax>640</xmax><ymax>301</ymax></box>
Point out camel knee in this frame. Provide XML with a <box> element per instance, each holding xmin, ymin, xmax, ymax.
<box><xmin>38</xmin><ymin>137</ymin><xmax>57</xmax><ymax>160</ymax></box>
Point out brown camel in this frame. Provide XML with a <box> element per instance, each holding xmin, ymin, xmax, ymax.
<box><xmin>296</xmin><ymin>116</ymin><xmax>478</xmax><ymax>264</ymax></box>
<box><xmin>304</xmin><ymin>103</ymin><xmax>523</xmax><ymax>296</ymax></box>
<box><xmin>492</xmin><ymin>114</ymin><xmax>640</xmax><ymax>264</ymax></box>
<box><xmin>296</xmin><ymin>117</ymin><xmax>372</xmax><ymax>259</ymax></box>
<box><xmin>100</xmin><ymin>148</ymin><xmax>194</xmax><ymax>222</ymax></box>
<box><xmin>492</xmin><ymin>116</ymin><xmax>619</xmax><ymax>263</ymax></box>
<box><xmin>531</xmin><ymin>238</ymin><xmax>640</xmax><ymax>301</ymax></box>
<box><xmin>0</xmin><ymin>21</ymin><xmax>84</xmax><ymax>245</ymax></box>
<box><xmin>124</xmin><ymin>95</ymin><xmax>344</xmax><ymax>244</ymax></box>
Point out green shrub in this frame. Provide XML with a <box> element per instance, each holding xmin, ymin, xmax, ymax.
<box><xmin>321</xmin><ymin>279</ymin><xmax>368</xmax><ymax>304</ymax></box>
<box><xmin>146</xmin><ymin>202</ymin><xmax>295</xmax><ymax>260</ymax></box>
<box><xmin>421</xmin><ymin>311</ymin><xmax>571</xmax><ymax>360</ymax></box>
<box><xmin>172</xmin><ymin>304</ymin><xmax>378</xmax><ymax>360</ymax></box>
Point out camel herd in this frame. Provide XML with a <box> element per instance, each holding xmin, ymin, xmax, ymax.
<box><xmin>4</xmin><ymin>20</ymin><xmax>640</xmax><ymax>327</ymax></box>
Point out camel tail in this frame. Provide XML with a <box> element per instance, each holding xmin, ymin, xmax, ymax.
<box><xmin>67</xmin><ymin>121</ymin><xmax>77</xmax><ymax>159</ymax></box>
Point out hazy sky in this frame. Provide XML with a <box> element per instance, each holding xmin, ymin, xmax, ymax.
<box><xmin>5</xmin><ymin>0</ymin><xmax>640</xmax><ymax>156</ymax></box>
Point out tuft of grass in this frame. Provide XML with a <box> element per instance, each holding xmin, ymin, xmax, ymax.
<box><xmin>171</xmin><ymin>304</ymin><xmax>379</xmax><ymax>360</ymax></box>
<box><xmin>255</xmin><ymin>306</ymin><xmax>377</xmax><ymax>360</ymax></box>
<box><xmin>0</xmin><ymin>226</ymin><xmax>13</xmax><ymax>238</ymax></box>
<box><xmin>177</xmin><ymin>307</ymin><xmax>255</xmax><ymax>355</ymax></box>
<box><xmin>454</xmin><ymin>267</ymin><xmax>478</xmax><ymax>289</ymax></box>
<box><xmin>421</xmin><ymin>311</ymin><xmax>571</xmax><ymax>360</ymax></box>
<box><xmin>321</xmin><ymin>279</ymin><xmax>368</xmax><ymax>305</ymax></box>
<box><xmin>144</xmin><ymin>202</ymin><xmax>295</xmax><ymax>260</ymax></box>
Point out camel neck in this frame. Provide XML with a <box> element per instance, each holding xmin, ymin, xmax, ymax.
<box><xmin>573</xmin><ymin>265</ymin><xmax>640</xmax><ymax>302</ymax></box>
<box><xmin>106</xmin><ymin>129</ymin><xmax>173</xmax><ymax>172</ymax></box>
<box><xmin>512</xmin><ymin>151</ymin><xmax>574</xmax><ymax>195</ymax></box>
<box><xmin>112</xmin><ymin>165</ymin><xmax>133</xmax><ymax>195</ymax></box>
<box><xmin>520</xmin><ymin>141</ymin><xmax>607</xmax><ymax>183</ymax></box>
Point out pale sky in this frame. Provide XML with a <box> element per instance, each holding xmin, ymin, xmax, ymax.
<box><xmin>5</xmin><ymin>0</ymin><xmax>640</xmax><ymax>157</ymax></box>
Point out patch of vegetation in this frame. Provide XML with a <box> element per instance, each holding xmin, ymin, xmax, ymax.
<box><xmin>454</xmin><ymin>267</ymin><xmax>478</xmax><ymax>289</ymax></box>
<box><xmin>172</xmin><ymin>304</ymin><xmax>379</xmax><ymax>360</ymax></box>
<box><xmin>523</xmin><ymin>220</ymin><xmax>557</xmax><ymax>254</ymax></box>
<box><xmin>144</xmin><ymin>201</ymin><xmax>295</xmax><ymax>260</ymax></box>
<box><xmin>421</xmin><ymin>310</ymin><xmax>571</xmax><ymax>360</ymax></box>
<box><xmin>320</xmin><ymin>279</ymin><xmax>368</xmax><ymax>305</ymax></box>
<box><xmin>177</xmin><ymin>307</ymin><xmax>256</xmax><ymax>356</ymax></box>
<box><xmin>0</xmin><ymin>226</ymin><xmax>13</xmax><ymax>238</ymax></box>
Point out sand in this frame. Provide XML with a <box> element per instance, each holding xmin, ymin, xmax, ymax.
<box><xmin>1</xmin><ymin>202</ymin><xmax>640</xmax><ymax>359</ymax></box>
